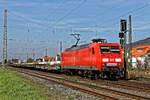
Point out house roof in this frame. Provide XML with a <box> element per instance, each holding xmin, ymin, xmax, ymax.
<box><xmin>132</xmin><ymin>45</ymin><xmax>150</xmax><ymax>57</ymax></box>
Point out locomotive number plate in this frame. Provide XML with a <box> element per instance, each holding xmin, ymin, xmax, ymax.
<box><xmin>106</xmin><ymin>63</ymin><xmax>117</xmax><ymax>66</ymax></box>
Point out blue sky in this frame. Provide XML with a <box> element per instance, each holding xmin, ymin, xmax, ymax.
<box><xmin>0</xmin><ymin>0</ymin><xmax>150</xmax><ymax>60</ymax></box>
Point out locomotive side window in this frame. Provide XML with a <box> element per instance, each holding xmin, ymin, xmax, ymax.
<box><xmin>92</xmin><ymin>48</ymin><xmax>95</xmax><ymax>54</ymax></box>
<box><xmin>100</xmin><ymin>46</ymin><xmax>120</xmax><ymax>54</ymax></box>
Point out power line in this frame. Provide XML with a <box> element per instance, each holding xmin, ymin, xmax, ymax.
<box><xmin>78</xmin><ymin>3</ymin><xmax>150</xmax><ymax>29</ymax></box>
<box><xmin>133</xmin><ymin>22</ymin><xmax>150</xmax><ymax>29</ymax></box>
<box><xmin>46</xmin><ymin>0</ymin><xmax>68</xmax><ymax>19</ymax></box>
<box><xmin>8</xmin><ymin>11</ymin><xmax>47</xmax><ymax>26</ymax></box>
<box><xmin>51</xmin><ymin>2</ymin><xmax>150</xmax><ymax>36</ymax></box>
<box><xmin>51</xmin><ymin>0</ymin><xmax>87</xmax><ymax>27</ymax></box>
<box><xmin>118</xmin><ymin>3</ymin><xmax>149</xmax><ymax>18</ymax></box>
<box><xmin>102</xmin><ymin>3</ymin><xmax>150</xmax><ymax>25</ymax></box>
<box><xmin>93</xmin><ymin>1</ymin><xmax>126</xmax><ymax>20</ymax></box>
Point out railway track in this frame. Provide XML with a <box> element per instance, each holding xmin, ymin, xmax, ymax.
<box><xmin>9</xmin><ymin>65</ymin><xmax>150</xmax><ymax>92</ymax></box>
<box><xmin>64</xmin><ymin>75</ymin><xmax>150</xmax><ymax>93</ymax></box>
<box><xmin>9</xmin><ymin>67</ymin><xmax>117</xmax><ymax>100</ymax></box>
<box><xmin>95</xmin><ymin>80</ymin><xmax>150</xmax><ymax>93</ymax></box>
<box><xmin>9</xmin><ymin>67</ymin><xmax>150</xmax><ymax>100</ymax></box>
<box><xmin>125</xmin><ymin>80</ymin><xmax>150</xmax><ymax>87</ymax></box>
<box><xmin>47</xmin><ymin>71</ymin><xmax>150</xmax><ymax>93</ymax></box>
<box><xmin>47</xmin><ymin>73</ymin><xmax>150</xmax><ymax>93</ymax></box>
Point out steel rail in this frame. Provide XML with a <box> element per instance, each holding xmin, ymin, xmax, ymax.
<box><xmin>10</xmin><ymin>67</ymin><xmax>150</xmax><ymax>100</ymax></box>
<box><xmin>11</xmin><ymin>68</ymin><xmax>117</xmax><ymax>100</ymax></box>
<box><xmin>96</xmin><ymin>80</ymin><xmax>150</xmax><ymax>93</ymax></box>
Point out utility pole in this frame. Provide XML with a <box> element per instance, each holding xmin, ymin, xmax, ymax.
<box><xmin>128</xmin><ymin>15</ymin><xmax>132</xmax><ymax>69</ymax></box>
<box><xmin>60</xmin><ymin>41</ymin><xmax>62</xmax><ymax>56</ymax></box>
<box><xmin>45</xmin><ymin>48</ymin><xmax>47</xmax><ymax>57</ymax></box>
<box><xmin>123</xmin><ymin>22</ymin><xmax>129</xmax><ymax>80</ymax></box>
<box><xmin>27</xmin><ymin>53</ymin><xmax>28</xmax><ymax>61</ymax></box>
<box><xmin>32</xmin><ymin>48</ymin><xmax>35</xmax><ymax>60</ymax></box>
<box><xmin>3</xmin><ymin>9</ymin><xmax>7</xmax><ymax>65</ymax></box>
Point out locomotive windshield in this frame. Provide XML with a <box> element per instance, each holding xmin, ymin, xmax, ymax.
<box><xmin>100</xmin><ymin>46</ymin><xmax>120</xmax><ymax>54</ymax></box>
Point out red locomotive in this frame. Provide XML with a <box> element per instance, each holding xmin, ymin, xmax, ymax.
<box><xmin>61</xmin><ymin>39</ymin><xmax>124</xmax><ymax>79</ymax></box>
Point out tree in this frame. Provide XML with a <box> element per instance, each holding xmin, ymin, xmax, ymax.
<box><xmin>27</xmin><ymin>58</ymin><xmax>34</xmax><ymax>63</ymax></box>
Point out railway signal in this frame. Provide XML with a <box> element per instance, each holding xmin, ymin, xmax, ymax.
<box><xmin>120</xmin><ymin>38</ymin><xmax>124</xmax><ymax>48</ymax></box>
<box><xmin>119</xmin><ymin>32</ymin><xmax>124</xmax><ymax>38</ymax></box>
<box><xmin>119</xmin><ymin>32</ymin><xmax>124</xmax><ymax>48</ymax></box>
<box><xmin>120</xmin><ymin>19</ymin><xmax>127</xmax><ymax>32</ymax></box>
<box><xmin>119</xmin><ymin>19</ymin><xmax>129</xmax><ymax>79</ymax></box>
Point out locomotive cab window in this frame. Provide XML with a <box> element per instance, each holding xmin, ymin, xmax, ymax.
<box><xmin>100</xmin><ymin>46</ymin><xmax>110</xmax><ymax>54</ymax></box>
<box><xmin>100</xmin><ymin>46</ymin><xmax>120</xmax><ymax>54</ymax></box>
<box><xmin>111</xmin><ymin>46</ymin><xmax>120</xmax><ymax>54</ymax></box>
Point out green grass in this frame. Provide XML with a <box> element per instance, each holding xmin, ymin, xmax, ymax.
<box><xmin>0</xmin><ymin>67</ymin><xmax>49</xmax><ymax>100</ymax></box>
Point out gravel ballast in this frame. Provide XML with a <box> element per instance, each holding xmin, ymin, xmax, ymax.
<box><xmin>14</xmin><ymin>71</ymin><xmax>104</xmax><ymax>100</ymax></box>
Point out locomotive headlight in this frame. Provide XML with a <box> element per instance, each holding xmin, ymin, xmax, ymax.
<box><xmin>102</xmin><ymin>58</ymin><xmax>109</xmax><ymax>62</ymax></box>
<box><xmin>115</xmin><ymin>58</ymin><xmax>121</xmax><ymax>62</ymax></box>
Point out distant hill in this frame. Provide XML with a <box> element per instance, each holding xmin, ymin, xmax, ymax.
<box><xmin>132</xmin><ymin>37</ymin><xmax>150</xmax><ymax>48</ymax></box>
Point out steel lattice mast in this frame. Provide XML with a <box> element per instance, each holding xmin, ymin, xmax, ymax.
<box><xmin>3</xmin><ymin>9</ymin><xmax>7</xmax><ymax>64</ymax></box>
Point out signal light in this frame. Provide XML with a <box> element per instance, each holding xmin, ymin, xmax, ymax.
<box><xmin>120</xmin><ymin>20</ymin><xmax>127</xmax><ymax>32</ymax></box>
<box><xmin>119</xmin><ymin>32</ymin><xmax>124</xmax><ymax>38</ymax></box>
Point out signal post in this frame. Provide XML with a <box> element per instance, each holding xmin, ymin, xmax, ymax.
<box><xmin>119</xmin><ymin>19</ymin><xmax>129</xmax><ymax>80</ymax></box>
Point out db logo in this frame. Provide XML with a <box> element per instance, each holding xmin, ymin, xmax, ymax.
<box><xmin>110</xmin><ymin>59</ymin><xmax>114</xmax><ymax>62</ymax></box>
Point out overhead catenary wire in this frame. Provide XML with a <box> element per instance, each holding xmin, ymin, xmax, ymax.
<box><xmin>104</xmin><ymin>3</ymin><xmax>150</xmax><ymax>25</ymax></box>
<box><xmin>6</xmin><ymin>0</ymin><xmax>86</xmax><ymax>33</ymax></box>
<box><xmin>46</xmin><ymin>0</ymin><xmax>68</xmax><ymax>19</ymax></box>
<box><xmin>4</xmin><ymin>1</ymin><xmax>150</xmax><ymax>32</ymax></box>
<box><xmin>52</xmin><ymin>2</ymin><xmax>150</xmax><ymax>37</ymax></box>
<box><xmin>7</xmin><ymin>1</ymin><xmax>150</xmax><ymax>35</ymax></box>
<box><xmin>51</xmin><ymin>0</ymin><xmax>87</xmax><ymax>27</ymax></box>
<box><xmin>79</xmin><ymin>2</ymin><xmax>150</xmax><ymax>29</ymax></box>
<box><xmin>93</xmin><ymin>1</ymin><xmax>127</xmax><ymax>21</ymax></box>
<box><xmin>8</xmin><ymin>11</ymin><xmax>48</xmax><ymax>27</ymax></box>
<box><xmin>3</xmin><ymin>1</ymin><xmax>150</xmax><ymax>60</ymax></box>
<box><xmin>133</xmin><ymin>22</ymin><xmax>150</xmax><ymax>29</ymax></box>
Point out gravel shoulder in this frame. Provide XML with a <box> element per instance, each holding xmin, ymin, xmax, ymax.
<box><xmin>8</xmin><ymin>67</ymin><xmax>150</xmax><ymax>100</ymax></box>
<box><xmin>13</xmin><ymin>69</ymin><xmax>104</xmax><ymax>100</ymax></box>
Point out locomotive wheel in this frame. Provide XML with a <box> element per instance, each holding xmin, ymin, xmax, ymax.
<box><xmin>94</xmin><ymin>73</ymin><xmax>98</xmax><ymax>80</ymax></box>
<box><xmin>99</xmin><ymin>72</ymin><xmax>106</xmax><ymax>79</ymax></box>
<box><xmin>65</xmin><ymin>70</ymin><xmax>73</xmax><ymax>76</ymax></box>
<box><xmin>108</xmin><ymin>73</ymin><xmax>118</xmax><ymax>80</ymax></box>
<box><xmin>78</xmin><ymin>70</ymin><xmax>84</xmax><ymax>77</ymax></box>
<box><xmin>87</xmin><ymin>71</ymin><xmax>97</xmax><ymax>80</ymax></box>
<box><xmin>72</xmin><ymin>70</ymin><xmax>78</xmax><ymax>75</ymax></box>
